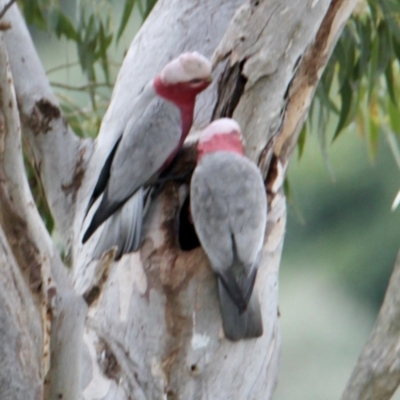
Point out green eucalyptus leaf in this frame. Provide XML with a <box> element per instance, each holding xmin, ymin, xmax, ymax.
<box><xmin>56</xmin><ymin>12</ymin><xmax>79</xmax><ymax>41</ymax></box>
<box><xmin>99</xmin><ymin>21</ymin><xmax>112</xmax><ymax>83</ymax></box>
<box><xmin>116</xmin><ymin>0</ymin><xmax>136</xmax><ymax>43</ymax></box>
<box><xmin>385</xmin><ymin>61</ymin><xmax>397</xmax><ymax>105</ymax></box>
<box><xmin>368</xmin><ymin>32</ymin><xmax>379</xmax><ymax>100</ymax></box>
<box><xmin>388</xmin><ymin>99</ymin><xmax>400</xmax><ymax>136</ymax></box>
<box><xmin>21</xmin><ymin>0</ymin><xmax>47</xmax><ymax>30</ymax></box>
<box><xmin>297</xmin><ymin>123</ymin><xmax>307</xmax><ymax>160</ymax></box>
<box><xmin>358</xmin><ymin>19</ymin><xmax>372</xmax><ymax>77</ymax></box>
<box><xmin>333</xmin><ymin>79</ymin><xmax>353</xmax><ymax>140</ymax></box>
<box><xmin>368</xmin><ymin>102</ymin><xmax>379</xmax><ymax>160</ymax></box>
<box><xmin>376</xmin><ymin>22</ymin><xmax>392</xmax><ymax>76</ymax></box>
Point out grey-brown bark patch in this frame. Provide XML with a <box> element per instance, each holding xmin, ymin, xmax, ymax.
<box><xmin>83</xmin><ymin>249</ymin><xmax>114</xmax><ymax>306</ymax></box>
<box><xmin>84</xmin><ymin>286</ymin><xmax>100</xmax><ymax>306</ymax></box>
<box><xmin>61</xmin><ymin>146</ymin><xmax>86</xmax><ymax>197</ymax></box>
<box><xmin>29</xmin><ymin>98</ymin><xmax>61</xmax><ymax>135</ymax></box>
<box><xmin>96</xmin><ymin>339</ymin><xmax>121</xmax><ymax>382</ymax></box>
<box><xmin>46</xmin><ymin>286</ymin><xmax>57</xmax><ymax>325</ymax></box>
<box><xmin>0</xmin><ymin>166</ymin><xmax>43</xmax><ymax>293</ymax></box>
<box><xmin>0</xmin><ymin>21</ymin><xmax>11</xmax><ymax>30</ymax></box>
<box><xmin>140</xmin><ymin>182</ymin><xmax>211</xmax><ymax>387</ymax></box>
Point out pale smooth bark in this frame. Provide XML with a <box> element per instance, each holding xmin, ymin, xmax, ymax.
<box><xmin>3</xmin><ymin>3</ymin><xmax>91</xmax><ymax>247</ymax></box>
<box><xmin>0</xmin><ymin>30</ymin><xmax>87</xmax><ymax>400</ymax></box>
<box><xmin>0</xmin><ymin>228</ymin><xmax>42</xmax><ymax>400</ymax></box>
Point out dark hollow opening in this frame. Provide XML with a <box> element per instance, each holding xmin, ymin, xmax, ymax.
<box><xmin>178</xmin><ymin>195</ymin><xmax>200</xmax><ymax>251</ymax></box>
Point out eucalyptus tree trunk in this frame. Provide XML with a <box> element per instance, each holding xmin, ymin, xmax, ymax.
<box><xmin>0</xmin><ymin>1</ymin><xmax>359</xmax><ymax>399</ymax></box>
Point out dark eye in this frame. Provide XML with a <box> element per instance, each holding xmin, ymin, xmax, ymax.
<box><xmin>189</xmin><ymin>78</ymin><xmax>202</xmax><ymax>84</ymax></box>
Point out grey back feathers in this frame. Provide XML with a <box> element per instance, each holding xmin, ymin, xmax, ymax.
<box><xmin>83</xmin><ymin>83</ymin><xmax>181</xmax><ymax>249</ymax></box>
<box><xmin>190</xmin><ymin>151</ymin><xmax>267</xmax><ymax>341</ymax></box>
<box><xmin>104</xmin><ymin>98</ymin><xmax>181</xmax><ymax>205</ymax></box>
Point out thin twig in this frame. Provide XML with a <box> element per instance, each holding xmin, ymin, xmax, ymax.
<box><xmin>46</xmin><ymin>62</ymin><xmax>81</xmax><ymax>75</ymax></box>
<box><xmin>46</xmin><ymin>61</ymin><xmax>122</xmax><ymax>75</ymax></box>
<box><xmin>50</xmin><ymin>81</ymin><xmax>113</xmax><ymax>91</ymax></box>
<box><xmin>0</xmin><ymin>0</ymin><xmax>16</xmax><ymax>20</ymax></box>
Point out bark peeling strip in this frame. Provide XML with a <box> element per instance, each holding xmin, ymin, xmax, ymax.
<box><xmin>96</xmin><ymin>338</ymin><xmax>121</xmax><ymax>382</ymax></box>
<box><xmin>274</xmin><ymin>0</ymin><xmax>352</xmax><ymax>162</ymax></box>
<box><xmin>211</xmin><ymin>60</ymin><xmax>247</xmax><ymax>119</ymax></box>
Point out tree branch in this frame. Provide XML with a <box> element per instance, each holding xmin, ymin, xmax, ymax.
<box><xmin>0</xmin><ymin>227</ymin><xmax>43</xmax><ymax>400</ymax></box>
<box><xmin>0</xmin><ymin>32</ymin><xmax>87</xmax><ymax>400</ymax></box>
<box><xmin>0</xmin><ymin>0</ymin><xmax>15</xmax><ymax>19</ymax></box>
<box><xmin>341</xmin><ymin>250</ymin><xmax>400</xmax><ymax>400</ymax></box>
<box><xmin>1</xmin><ymin>1</ymin><xmax>92</xmax><ymax>247</ymax></box>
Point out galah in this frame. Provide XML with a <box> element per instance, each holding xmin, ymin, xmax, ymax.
<box><xmin>190</xmin><ymin>118</ymin><xmax>267</xmax><ymax>341</ymax></box>
<box><xmin>82</xmin><ymin>52</ymin><xmax>212</xmax><ymax>259</ymax></box>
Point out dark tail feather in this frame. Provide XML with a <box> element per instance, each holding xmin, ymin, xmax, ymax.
<box><xmin>84</xmin><ymin>196</ymin><xmax>97</xmax><ymax>219</ymax></box>
<box><xmin>217</xmin><ymin>267</ymin><xmax>257</xmax><ymax>313</ymax></box>
<box><xmin>218</xmin><ymin>280</ymin><xmax>263</xmax><ymax>341</ymax></box>
<box><xmin>84</xmin><ymin>136</ymin><xmax>122</xmax><ymax>218</ymax></box>
<box><xmin>82</xmin><ymin>218</ymin><xmax>100</xmax><ymax>244</ymax></box>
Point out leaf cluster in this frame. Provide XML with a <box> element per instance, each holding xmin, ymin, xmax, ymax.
<box><xmin>304</xmin><ymin>0</ymin><xmax>400</xmax><ymax>168</ymax></box>
<box><xmin>17</xmin><ymin>0</ymin><xmax>155</xmax><ymax>112</ymax></box>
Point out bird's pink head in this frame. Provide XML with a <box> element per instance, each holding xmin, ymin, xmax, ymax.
<box><xmin>197</xmin><ymin>118</ymin><xmax>244</xmax><ymax>162</ymax></box>
<box><xmin>153</xmin><ymin>52</ymin><xmax>212</xmax><ymax>106</ymax></box>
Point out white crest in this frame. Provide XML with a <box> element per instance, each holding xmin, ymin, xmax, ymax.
<box><xmin>199</xmin><ymin>118</ymin><xmax>242</xmax><ymax>143</ymax></box>
<box><xmin>160</xmin><ymin>52</ymin><xmax>212</xmax><ymax>84</ymax></box>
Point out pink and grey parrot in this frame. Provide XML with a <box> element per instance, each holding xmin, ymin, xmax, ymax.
<box><xmin>82</xmin><ymin>52</ymin><xmax>212</xmax><ymax>259</ymax></box>
<box><xmin>190</xmin><ymin>118</ymin><xmax>267</xmax><ymax>341</ymax></box>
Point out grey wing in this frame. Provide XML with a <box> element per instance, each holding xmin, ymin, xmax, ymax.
<box><xmin>106</xmin><ymin>99</ymin><xmax>181</xmax><ymax>204</ymax></box>
<box><xmin>82</xmin><ymin>99</ymin><xmax>181</xmax><ymax>244</ymax></box>
<box><xmin>191</xmin><ymin>165</ymin><xmax>251</xmax><ymax>309</ymax></box>
<box><xmin>192</xmin><ymin>155</ymin><xmax>267</xmax><ymax>272</ymax></box>
<box><xmin>227</xmin><ymin>159</ymin><xmax>267</xmax><ymax>272</ymax></box>
<box><xmin>190</xmin><ymin>166</ymin><xmax>233</xmax><ymax>272</ymax></box>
